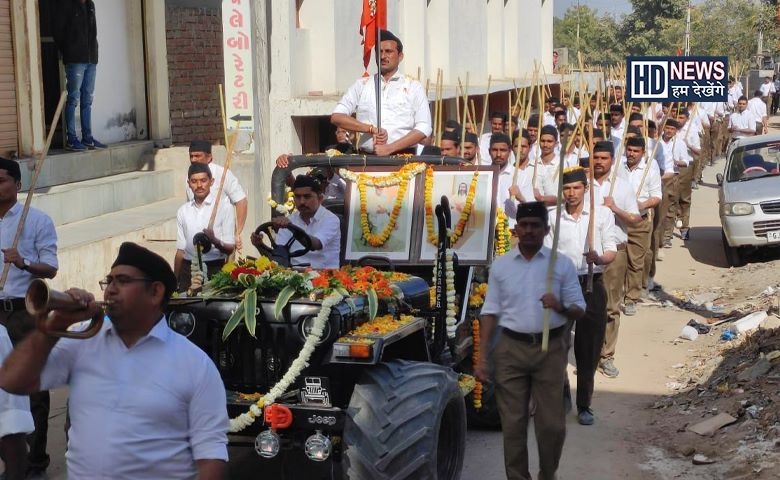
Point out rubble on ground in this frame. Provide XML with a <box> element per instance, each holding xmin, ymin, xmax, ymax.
<box><xmin>646</xmin><ymin>319</ymin><xmax>780</xmax><ymax>477</ymax></box>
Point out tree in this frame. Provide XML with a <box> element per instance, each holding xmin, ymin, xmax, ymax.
<box><xmin>618</xmin><ymin>0</ymin><xmax>687</xmax><ymax>56</ymax></box>
<box><xmin>657</xmin><ymin>0</ymin><xmax>779</xmax><ymax>65</ymax></box>
<box><xmin>553</xmin><ymin>6</ymin><xmax>625</xmax><ymax>67</ymax></box>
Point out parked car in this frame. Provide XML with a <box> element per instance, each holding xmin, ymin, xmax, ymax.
<box><xmin>717</xmin><ymin>134</ymin><xmax>780</xmax><ymax>266</ymax></box>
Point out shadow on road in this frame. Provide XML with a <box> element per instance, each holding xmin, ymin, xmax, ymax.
<box><xmin>684</xmin><ymin>226</ymin><xmax>729</xmax><ymax>268</ymax></box>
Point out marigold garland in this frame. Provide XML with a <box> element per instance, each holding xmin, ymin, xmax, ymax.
<box><xmin>425</xmin><ymin>167</ymin><xmax>480</xmax><ymax>246</ymax></box>
<box><xmin>341</xmin><ymin>163</ymin><xmax>426</xmax><ymax>247</ymax></box>
<box><xmin>494</xmin><ymin>208</ymin><xmax>512</xmax><ymax>256</ymax></box>
<box><xmin>472</xmin><ymin>319</ymin><xmax>483</xmax><ymax>410</ymax></box>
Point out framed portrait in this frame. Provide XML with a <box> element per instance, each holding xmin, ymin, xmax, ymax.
<box><xmin>344</xmin><ymin>169</ymin><xmax>418</xmax><ymax>262</ymax></box>
<box><xmin>418</xmin><ymin>167</ymin><xmax>498</xmax><ymax>264</ymax></box>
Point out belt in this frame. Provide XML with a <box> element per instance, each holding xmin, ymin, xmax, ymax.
<box><xmin>0</xmin><ymin>298</ymin><xmax>26</xmax><ymax>312</ymax></box>
<box><xmin>502</xmin><ymin>324</ymin><xmax>567</xmax><ymax>344</ymax></box>
<box><xmin>616</xmin><ymin>243</ymin><xmax>627</xmax><ymax>251</ymax></box>
<box><xmin>578</xmin><ymin>273</ymin><xmax>603</xmax><ymax>285</ymax></box>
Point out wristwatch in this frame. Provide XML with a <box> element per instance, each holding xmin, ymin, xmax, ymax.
<box><xmin>21</xmin><ymin>258</ymin><xmax>31</xmax><ymax>270</ymax></box>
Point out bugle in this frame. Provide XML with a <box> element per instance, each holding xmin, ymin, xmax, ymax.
<box><xmin>25</xmin><ymin>279</ymin><xmax>108</xmax><ymax>339</ymax></box>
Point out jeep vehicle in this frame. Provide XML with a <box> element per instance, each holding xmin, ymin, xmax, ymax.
<box><xmin>167</xmin><ymin>155</ymin><xmax>501</xmax><ymax>479</ymax></box>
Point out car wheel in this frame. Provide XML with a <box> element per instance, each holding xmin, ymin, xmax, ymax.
<box><xmin>721</xmin><ymin>229</ymin><xmax>746</xmax><ymax>267</ymax></box>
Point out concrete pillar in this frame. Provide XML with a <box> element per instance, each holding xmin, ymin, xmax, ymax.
<box><xmin>251</xmin><ymin>0</ymin><xmax>272</xmax><ymax>231</ymax></box>
<box><xmin>143</xmin><ymin>0</ymin><xmax>172</xmax><ymax>144</ymax></box>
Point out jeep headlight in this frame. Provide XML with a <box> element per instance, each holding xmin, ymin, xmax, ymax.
<box><xmin>721</xmin><ymin>202</ymin><xmax>754</xmax><ymax>216</ymax></box>
<box><xmin>168</xmin><ymin>312</ymin><xmax>196</xmax><ymax>337</ymax></box>
<box><xmin>299</xmin><ymin>316</ymin><xmax>331</xmax><ymax>344</ymax></box>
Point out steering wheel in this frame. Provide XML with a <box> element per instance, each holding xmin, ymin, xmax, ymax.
<box><xmin>253</xmin><ymin>222</ymin><xmax>312</xmax><ymax>258</ymax></box>
<box><xmin>743</xmin><ymin>166</ymin><xmax>767</xmax><ymax>175</ymax></box>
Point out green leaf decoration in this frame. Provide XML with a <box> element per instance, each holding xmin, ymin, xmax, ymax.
<box><xmin>274</xmin><ymin>285</ymin><xmax>297</xmax><ymax>321</ymax></box>
<box><xmin>222</xmin><ymin>296</ymin><xmax>247</xmax><ymax>341</ymax></box>
<box><xmin>367</xmin><ymin>287</ymin><xmax>378</xmax><ymax>320</ymax></box>
<box><xmin>345</xmin><ymin>297</ymin><xmax>357</xmax><ymax>313</ymax></box>
<box><xmin>244</xmin><ymin>288</ymin><xmax>258</xmax><ymax>337</ymax></box>
<box><xmin>336</xmin><ymin>287</ymin><xmax>350</xmax><ymax>297</ymax></box>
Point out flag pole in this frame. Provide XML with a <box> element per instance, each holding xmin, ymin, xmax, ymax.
<box><xmin>375</xmin><ymin>19</ymin><xmax>382</xmax><ymax>133</ymax></box>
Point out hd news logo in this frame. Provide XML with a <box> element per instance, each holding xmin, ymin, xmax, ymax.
<box><xmin>626</xmin><ymin>56</ymin><xmax>728</xmax><ymax>102</ymax></box>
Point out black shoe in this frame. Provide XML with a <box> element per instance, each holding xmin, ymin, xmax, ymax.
<box><xmin>578</xmin><ymin>408</ymin><xmax>595</xmax><ymax>425</ymax></box>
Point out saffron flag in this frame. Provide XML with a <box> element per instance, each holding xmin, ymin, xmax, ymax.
<box><xmin>359</xmin><ymin>0</ymin><xmax>387</xmax><ymax>71</ymax></box>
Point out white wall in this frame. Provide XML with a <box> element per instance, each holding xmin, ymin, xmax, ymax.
<box><xmin>90</xmin><ymin>0</ymin><xmax>148</xmax><ymax>143</ymax></box>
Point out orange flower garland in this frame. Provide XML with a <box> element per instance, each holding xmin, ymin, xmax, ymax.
<box><xmin>472</xmin><ymin>319</ymin><xmax>483</xmax><ymax>410</ymax></box>
<box><xmin>494</xmin><ymin>208</ymin><xmax>512</xmax><ymax>256</ymax></box>
<box><xmin>353</xmin><ymin>163</ymin><xmax>426</xmax><ymax>247</ymax></box>
<box><xmin>425</xmin><ymin>166</ymin><xmax>480</xmax><ymax>246</ymax></box>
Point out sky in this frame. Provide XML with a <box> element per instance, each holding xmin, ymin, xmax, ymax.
<box><xmin>554</xmin><ymin>0</ymin><xmax>633</xmax><ymax>17</ymax></box>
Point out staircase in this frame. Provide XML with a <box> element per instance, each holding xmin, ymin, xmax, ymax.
<box><xmin>19</xmin><ymin>141</ymin><xmax>183</xmax><ymax>292</ymax></box>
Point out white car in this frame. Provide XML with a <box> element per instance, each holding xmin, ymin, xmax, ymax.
<box><xmin>717</xmin><ymin>134</ymin><xmax>780</xmax><ymax>266</ymax></box>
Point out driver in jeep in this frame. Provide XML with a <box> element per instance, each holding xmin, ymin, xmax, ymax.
<box><xmin>251</xmin><ymin>175</ymin><xmax>341</xmax><ymax>269</ymax></box>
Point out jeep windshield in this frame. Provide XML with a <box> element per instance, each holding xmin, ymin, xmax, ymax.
<box><xmin>726</xmin><ymin>141</ymin><xmax>780</xmax><ymax>182</ymax></box>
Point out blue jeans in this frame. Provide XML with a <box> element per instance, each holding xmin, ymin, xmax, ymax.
<box><xmin>64</xmin><ymin>63</ymin><xmax>97</xmax><ymax>142</ymax></box>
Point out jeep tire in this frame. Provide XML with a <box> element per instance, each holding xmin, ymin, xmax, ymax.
<box><xmin>342</xmin><ymin>360</ymin><xmax>466</xmax><ymax>480</ymax></box>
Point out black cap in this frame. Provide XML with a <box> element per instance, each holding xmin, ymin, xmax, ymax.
<box><xmin>293</xmin><ymin>174</ymin><xmax>322</xmax><ymax>193</ymax></box>
<box><xmin>609</xmin><ymin>104</ymin><xmax>624</xmax><ymax>114</ymax></box>
<box><xmin>189</xmin><ymin>140</ymin><xmax>212</xmax><ymax>154</ymax></box>
<box><xmin>626</xmin><ymin>136</ymin><xmax>646</xmax><ymax>149</ymax></box>
<box><xmin>440</xmin><ymin>130</ymin><xmax>460</xmax><ymax>144</ymax></box>
<box><xmin>527</xmin><ymin>114</ymin><xmax>540</xmax><ymax>126</ymax></box>
<box><xmin>490</xmin><ymin>133</ymin><xmax>512</xmax><ymax>146</ymax></box>
<box><xmin>592</xmin><ymin>128</ymin><xmax>605</xmax><ymax>139</ymax></box>
<box><xmin>464</xmin><ymin>132</ymin><xmax>479</xmax><ymax>144</ymax></box>
<box><xmin>444</xmin><ymin>120</ymin><xmax>461</xmax><ymax>131</ymax></box>
<box><xmin>112</xmin><ymin>242</ymin><xmax>177</xmax><ymax>299</ymax></box>
<box><xmin>0</xmin><ymin>157</ymin><xmax>21</xmax><ymax>182</ymax></box>
<box><xmin>665</xmin><ymin>119</ymin><xmax>680</xmax><ymax>129</ymax></box>
<box><xmin>593</xmin><ymin>141</ymin><xmax>614</xmax><ymax>156</ymax></box>
<box><xmin>647</xmin><ymin>120</ymin><xmax>657</xmax><ymax>129</ymax></box>
<box><xmin>629</xmin><ymin>112</ymin><xmax>643</xmax><ymax>122</ymax></box>
<box><xmin>516</xmin><ymin>201</ymin><xmax>548</xmax><ymax>224</ymax></box>
<box><xmin>420</xmin><ymin>145</ymin><xmax>442</xmax><ymax>156</ymax></box>
<box><xmin>489</xmin><ymin>111</ymin><xmax>508</xmax><ymax>122</ymax></box>
<box><xmin>379</xmin><ymin>30</ymin><xmax>403</xmax><ymax>52</ymax></box>
<box><xmin>562</xmin><ymin>166</ymin><xmax>588</xmax><ymax>185</ymax></box>
<box><xmin>187</xmin><ymin>162</ymin><xmax>212</xmax><ymax>178</ymax></box>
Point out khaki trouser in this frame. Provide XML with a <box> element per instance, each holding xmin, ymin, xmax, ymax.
<box><xmin>644</xmin><ymin>204</ymin><xmax>662</xmax><ymax>287</ymax></box>
<box><xmin>601</xmin><ymin>244</ymin><xmax>627</xmax><ymax>360</ymax></box>
<box><xmin>494</xmin><ymin>330</ymin><xmax>568</xmax><ymax>480</ymax></box>
<box><xmin>678</xmin><ymin>163</ymin><xmax>694</xmax><ymax>229</ymax></box>
<box><xmin>626</xmin><ymin>213</ymin><xmax>653</xmax><ymax>302</ymax></box>
<box><xmin>709</xmin><ymin>119</ymin><xmax>723</xmax><ymax>160</ymax></box>
<box><xmin>661</xmin><ymin>175</ymin><xmax>680</xmax><ymax>242</ymax></box>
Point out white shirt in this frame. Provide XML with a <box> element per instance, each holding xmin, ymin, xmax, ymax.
<box><xmin>496</xmin><ymin>163</ymin><xmax>520</xmax><ymax>227</ymax></box>
<box><xmin>0</xmin><ymin>324</ymin><xmax>34</xmax><ymax>438</ymax></box>
<box><xmin>276</xmin><ymin>206</ymin><xmax>341</xmax><ymax>269</ymax></box>
<box><xmin>748</xmin><ymin>97</ymin><xmax>768</xmax><ymax>121</ymax></box>
<box><xmin>176</xmin><ymin>192</ymin><xmax>236</xmax><ymax>262</ymax></box>
<box><xmin>40</xmin><ymin>319</ymin><xmax>228</xmax><ymax>479</ymax></box>
<box><xmin>591</xmin><ymin>175</ymin><xmax>640</xmax><ymax>243</ymax></box>
<box><xmin>567</xmin><ymin>106</ymin><xmax>581</xmax><ymax>125</ymax></box>
<box><xmin>677</xmin><ymin>123</ymin><xmax>701</xmax><ymax>166</ymax></box>
<box><xmin>658</xmin><ymin>135</ymin><xmax>686</xmax><ymax>174</ymax></box>
<box><xmin>324</xmin><ymin>174</ymin><xmax>346</xmax><ymax>201</ymax></box>
<box><xmin>333</xmin><ymin>71</ymin><xmax>432</xmax><ymax>152</ymax></box>
<box><xmin>760</xmin><ymin>81</ymin><xmax>776</xmax><ymax>97</ymax></box>
<box><xmin>729</xmin><ymin>109</ymin><xmax>758</xmax><ymax>138</ymax></box>
<box><xmin>481</xmin><ymin>246</ymin><xmax>585</xmax><ymax>334</ymax></box>
<box><xmin>618</xmin><ymin>159</ymin><xmax>663</xmax><ymax>214</ymax></box>
<box><xmin>542</xmin><ymin>111</ymin><xmax>556</xmax><ymax>127</ymax></box>
<box><xmin>646</xmin><ymin>138</ymin><xmax>666</xmax><ymax>175</ymax></box>
<box><xmin>610</xmin><ymin>122</ymin><xmax>625</xmax><ymax>151</ymax></box>
<box><xmin>728</xmin><ymin>86</ymin><xmax>740</xmax><ymax>110</ymax></box>
<box><xmin>545</xmin><ymin>205</ymin><xmax>617</xmax><ymax>275</ymax></box>
<box><xmin>185</xmin><ymin>163</ymin><xmax>246</xmax><ymax>205</ymax></box>
<box><xmin>0</xmin><ymin>203</ymin><xmax>58</xmax><ymax>299</ymax></box>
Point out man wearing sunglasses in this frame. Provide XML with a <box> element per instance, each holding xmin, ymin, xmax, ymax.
<box><xmin>0</xmin><ymin>242</ymin><xmax>228</xmax><ymax>479</ymax></box>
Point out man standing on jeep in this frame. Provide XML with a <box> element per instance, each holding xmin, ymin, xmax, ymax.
<box><xmin>331</xmin><ymin>30</ymin><xmax>431</xmax><ymax>156</ymax></box>
<box><xmin>476</xmin><ymin>202</ymin><xmax>585</xmax><ymax>480</ymax></box>
<box><xmin>251</xmin><ymin>175</ymin><xmax>341</xmax><ymax>269</ymax></box>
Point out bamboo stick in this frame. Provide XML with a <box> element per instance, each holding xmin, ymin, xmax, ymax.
<box><xmin>478</xmin><ymin>75</ymin><xmax>493</xmax><ymax>136</ymax></box>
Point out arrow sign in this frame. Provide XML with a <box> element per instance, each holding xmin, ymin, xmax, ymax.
<box><xmin>230</xmin><ymin>114</ymin><xmax>252</xmax><ymax>122</ymax></box>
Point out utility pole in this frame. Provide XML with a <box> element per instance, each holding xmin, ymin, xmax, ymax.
<box><xmin>684</xmin><ymin>0</ymin><xmax>691</xmax><ymax>56</ymax></box>
<box><xmin>576</xmin><ymin>0</ymin><xmax>581</xmax><ymax>57</ymax></box>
